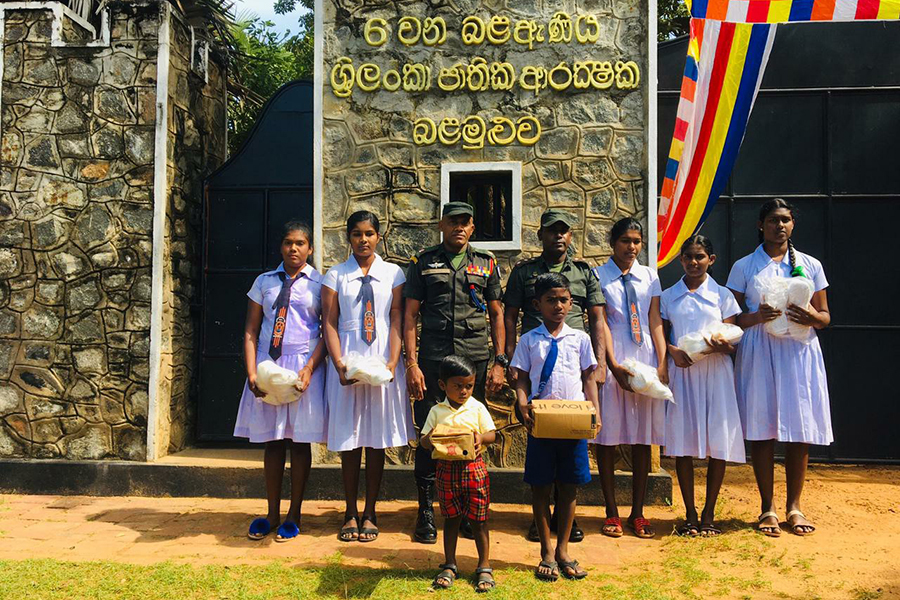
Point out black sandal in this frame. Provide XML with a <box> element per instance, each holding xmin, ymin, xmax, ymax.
<box><xmin>676</xmin><ymin>522</ymin><xmax>699</xmax><ymax>537</ymax></box>
<box><xmin>358</xmin><ymin>514</ymin><xmax>379</xmax><ymax>542</ymax></box>
<box><xmin>432</xmin><ymin>563</ymin><xmax>457</xmax><ymax>589</ymax></box>
<box><xmin>474</xmin><ymin>567</ymin><xmax>495</xmax><ymax>593</ymax></box>
<box><xmin>535</xmin><ymin>560</ymin><xmax>559</xmax><ymax>582</ymax></box>
<box><xmin>559</xmin><ymin>559</ymin><xmax>588</xmax><ymax>580</ymax></box>
<box><xmin>338</xmin><ymin>512</ymin><xmax>359</xmax><ymax>542</ymax></box>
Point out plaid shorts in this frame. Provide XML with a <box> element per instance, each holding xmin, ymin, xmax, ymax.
<box><xmin>436</xmin><ymin>456</ymin><xmax>490</xmax><ymax>522</ymax></box>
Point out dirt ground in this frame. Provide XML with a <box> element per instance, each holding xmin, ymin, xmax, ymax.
<box><xmin>1</xmin><ymin>463</ymin><xmax>898</xmax><ymax>599</ymax></box>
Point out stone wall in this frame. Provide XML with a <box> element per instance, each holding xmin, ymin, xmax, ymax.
<box><xmin>154</xmin><ymin>7</ymin><xmax>228</xmax><ymax>457</ymax></box>
<box><xmin>0</xmin><ymin>2</ymin><xmax>227</xmax><ymax>460</ymax></box>
<box><xmin>320</xmin><ymin>0</ymin><xmax>649</xmax><ymax>467</ymax></box>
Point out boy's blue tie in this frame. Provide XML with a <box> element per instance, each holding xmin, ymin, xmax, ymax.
<box><xmin>622</xmin><ymin>273</ymin><xmax>643</xmax><ymax>346</ymax></box>
<box><xmin>357</xmin><ymin>275</ymin><xmax>376</xmax><ymax>346</ymax></box>
<box><xmin>269</xmin><ymin>272</ymin><xmax>299</xmax><ymax>360</ymax></box>
<box><xmin>530</xmin><ymin>338</ymin><xmax>559</xmax><ymax>401</ymax></box>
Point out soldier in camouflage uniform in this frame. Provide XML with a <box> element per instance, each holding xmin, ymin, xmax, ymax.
<box><xmin>403</xmin><ymin>202</ymin><xmax>507</xmax><ymax>544</ymax></box>
<box><xmin>503</xmin><ymin>209</ymin><xmax>607</xmax><ymax>543</ymax></box>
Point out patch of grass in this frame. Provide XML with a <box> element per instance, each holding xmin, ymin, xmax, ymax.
<box><xmin>0</xmin><ymin>527</ymin><xmax>822</xmax><ymax>600</ymax></box>
<box><xmin>852</xmin><ymin>587</ymin><xmax>884</xmax><ymax>600</ymax></box>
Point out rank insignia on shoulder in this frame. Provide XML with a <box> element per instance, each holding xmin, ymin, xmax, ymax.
<box><xmin>409</xmin><ymin>255</ymin><xmax>418</xmax><ymax>264</ymax></box>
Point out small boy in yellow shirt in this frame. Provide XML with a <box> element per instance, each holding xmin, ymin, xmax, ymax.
<box><xmin>420</xmin><ymin>355</ymin><xmax>497</xmax><ymax>592</ymax></box>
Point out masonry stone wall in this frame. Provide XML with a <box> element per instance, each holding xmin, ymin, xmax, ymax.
<box><xmin>0</xmin><ymin>2</ymin><xmax>227</xmax><ymax>460</ymax></box>
<box><xmin>321</xmin><ymin>0</ymin><xmax>649</xmax><ymax>467</ymax></box>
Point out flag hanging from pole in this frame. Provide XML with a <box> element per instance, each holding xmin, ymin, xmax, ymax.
<box><xmin>688</xmin><ymin>0</ymin><xmax>900</xmax><ymax>23</ymax></box>
<box><xmin>656</xmin><ymin>0</ymin><xmax>900</xmax><ymax>267</ymax></box>
<box><xmin>657</xmin><ymin>19</ymin><xmax>776</xmax><ymax>267</ymax></box>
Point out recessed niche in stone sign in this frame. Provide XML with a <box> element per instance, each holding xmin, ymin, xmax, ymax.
<box><xmin>440</xmin><ymin>161</ymin><xmax>522</xmax><ymax>251</ymax></box>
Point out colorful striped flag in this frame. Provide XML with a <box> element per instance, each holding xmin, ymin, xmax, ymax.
<box><xmin>688</xmin><ymin>0</ymin><xmax>900</xmax><ymax>23</ymax></box>
<box><xmin>657</xmin><ymin>19</ymin><xmax>776</xmax><ymax>267</ymax></box>
<box><xmin>657</xmin><ymin>0</ymin><xmax>900</xmax><ymax>266</ymax></box>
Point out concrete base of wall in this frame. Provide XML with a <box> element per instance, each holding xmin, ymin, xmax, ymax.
<box><xmin>0</xmin><ymin>450</ymin><xmax>672</xmax><ymax>505</ymax></box>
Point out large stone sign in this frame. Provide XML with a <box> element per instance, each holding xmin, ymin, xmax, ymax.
<box><xmin>316</xmin><ymin>0</ymin><xmax>655</xmax><ymax>467</ymax></box>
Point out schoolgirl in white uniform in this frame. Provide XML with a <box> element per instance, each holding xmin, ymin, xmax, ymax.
<box><xmin>234</xmin><ymin>221</ymin><xmax>326</xmax><ymax>542</ymax></box>
<box><xmin>727</xmin><ymin>199</ymin><xmax>832</xmax><ymax>537</ymax></box>
<box><xmin>322</xmin><ymin>210</ymin><xmax>415</xmax><ymax>543</ymax></box>
<box><xmin>661</xmin><ymin>235</ymin><xmax>744</xmax><ymax>537</ymax></box>
<box><xmin>591</xmin><ymin>218</ymin><xmax>668</xmax><ymax>540</ymax></box>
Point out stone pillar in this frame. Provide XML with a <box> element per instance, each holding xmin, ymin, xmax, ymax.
<box><xmin>0</xmin><ymin>1</ymin><xmax>226</xmax><ymax>461</ymax></box>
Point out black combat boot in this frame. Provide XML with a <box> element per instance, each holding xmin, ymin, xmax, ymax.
<box><xmin>414</xmin><ymin>482</ymin><xmax>438</xmax><ymax>544</ymax></box>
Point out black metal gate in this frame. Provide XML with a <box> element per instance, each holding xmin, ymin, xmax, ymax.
<box><xmin>198</xmin><ymin>81</ymin><xmax>315</xmax><ymax>441</ymax></box>
<box><xmin>658</xmin><ymin>22</ymin><xmax>900</xmax><ymax>462</ymax></box>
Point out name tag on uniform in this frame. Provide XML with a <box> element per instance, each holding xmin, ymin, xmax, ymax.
<box><xmin>466</xmin><ymin>264</ymin><xmax>490</xmax><ymax>277</ymax></box>
<box><xmin>422</xmin><ymin>268</ymin><xmax>452</xmax><ymax>275</ymax></box>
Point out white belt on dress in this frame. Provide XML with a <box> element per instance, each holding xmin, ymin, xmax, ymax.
<box><xmin>339</xmin><ymin>318</ymin><xmax>390</xmax><ymax>333</ymax></box>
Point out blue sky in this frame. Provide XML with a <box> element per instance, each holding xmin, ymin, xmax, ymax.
<box><xmin>232</xmin><ymin>0</ymin><xmax>308</xmax><ymax>34</ymax></box>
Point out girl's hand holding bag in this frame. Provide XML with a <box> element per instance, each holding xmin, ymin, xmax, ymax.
<box><xmin>255</xmin><ymin>360</ymin><xmax>303</xmax><ymax>406</ymax></box>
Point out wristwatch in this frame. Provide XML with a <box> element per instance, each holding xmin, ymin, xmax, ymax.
<box><xmin>494</xmin><ymin>354</ymin><xmax>510</xmax><ymax>368</ymax></box>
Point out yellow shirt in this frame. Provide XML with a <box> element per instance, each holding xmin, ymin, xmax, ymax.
<box><xmin>422</xmin><ymin>397</ymin><xmax>496</xmax><ymax>436</ymax></box>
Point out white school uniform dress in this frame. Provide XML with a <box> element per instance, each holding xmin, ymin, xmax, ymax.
<box><xmin>233</xmin><ymin>262</ymin><xmax>327</xmax><ymax>444</ymax></box>
<box><xmin>591</xmin><ymin>260</ymin><xmax>666</xmax><ymax>446</ymax></box>
<box><xmin>661</xmin><ymin>276</ymin><xmax>745</xmax><ymax>462</ymax></box>
<box><xmin>727</xmin><ymin>245</ymin><xmax>832</xmax><ymax>445</ymax></box>
<box><xmin>323</xmin><ymin>254</ymin><xmax>415</xmax><ymax>452</ymax></box>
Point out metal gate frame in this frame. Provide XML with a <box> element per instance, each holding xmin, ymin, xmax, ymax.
<box><xmin>197</xmin><ymin>81</ymin><xmax>315</xmax><ymax>442</ymax></box>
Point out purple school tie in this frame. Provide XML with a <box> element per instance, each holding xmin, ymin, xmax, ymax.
<box><xmin>622</xmin><ymin>273</ymin><xmax>643</xmax><ymax>346</ymax></box>
<box><xmin>357</xmin><ymin>275</ymin><xmax>376</xmax><ymax>346</ymax></box>
<box><xmin>268</xmin><ymin>272</ymin><xmax>299</xmax><ymax>360</ymax></box>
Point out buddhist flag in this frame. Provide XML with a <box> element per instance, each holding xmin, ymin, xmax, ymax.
<box><xmin>657</xmin><ymin>0</ymin><xmax>900</xmax><ymax>266</ymax></box>
<box><xmin>688</xmin><ymin>0</ymin><xmax>900</xmax><ymax>23</ymax></box>
<box><xmin>657</xmin><ymin>19</ymin><xmax>776</xmax><ymax>267</ymax></box>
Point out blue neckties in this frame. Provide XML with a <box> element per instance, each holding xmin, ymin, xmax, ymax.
<box><xmin>622</xmin><ymin>273</ymin><xmax>643</xmax><ymax>346</ymax></box>
<box><xmin>357</xmin><ymin>275</ymin><xmax>376</xmax><ymax>346</ymax></box>
<box><xmin>269</xmin><ymin>272</ymin><xmax>299</xmax><ymax>360</ymax></box>
<box><xmin>531</xmin><ymin>338</ymin><xmax>559</xmax><ymax>401</ymax></box>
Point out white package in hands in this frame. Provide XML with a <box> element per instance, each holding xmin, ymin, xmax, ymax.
<box><xmin>755</xmin><ymin>276</ymin><xmax>814</xmax><ymax>342</ymax></box>
<box><xmin>677</xmin><ymin>323</ymin><xmax>744</xmax><ymax>362</ymax></box>
<box><xmin>621</xmin><ymin>358</ymin><xmax>674</xmax><ymax>402</ymax></box>
<box><xmin>255</xmin><ymin>360</ymin><xmax>302</xmax><ymax>406</ymax></box>
<box><xmin>343</xmin><ymin>352</ymin><xmax>393</xmax><ymax>386</ymax></box>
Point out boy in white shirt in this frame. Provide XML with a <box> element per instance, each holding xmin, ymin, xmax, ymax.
<box><xmin>512</xmin><ymin>273</ymin><xmax>599</xmax><ymax>582</ymax></box>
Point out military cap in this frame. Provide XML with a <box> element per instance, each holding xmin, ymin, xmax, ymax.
<box><xmin>540</xmin><ymin>209</ymin><xmax>576</xmax><ymax>229</ymax></box>
<box><xmin>442</xmin><ymin>202</ymin><xmax>474</xmax><ymax>218</ymax></box>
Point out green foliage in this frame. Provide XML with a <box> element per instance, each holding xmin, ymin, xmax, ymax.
<box><xmin>227</xmin><ymin>5</ymin><xmax>314</xmax><ymax>155</ymax></box>
<box><xmin>659</xmin><ymin>0</ymin><xmax>692</xmax><ymax>41</ymax></box>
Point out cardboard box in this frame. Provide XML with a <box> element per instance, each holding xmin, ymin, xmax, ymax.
<box><xmin>430</xmin><ymin>424</ymin><xmax>477</xmax><ymax>461</ymax></box>
<box><xmin>531</xmin><ymin>400</ymin><xmax>598</xmax><ymax>440</ymax></box>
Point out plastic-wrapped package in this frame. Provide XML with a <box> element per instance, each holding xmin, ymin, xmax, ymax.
<box><xmin>343</xmin><ymin>352</ymin><xmax>393</xmax><ymax>386</ymax></box>
<box><xmin>621</xmin><ymin>358</ymin><xmax>674</xmax><ymax>402</ymax></box>
<box><xmin>255</xmin><ymin>360</ymin><xmax>302</xmax><ymax>406</ymax></box>
<box><xmin>755</xmin><ymin>276</ymin><xmax>814</xmax><ymax>342</ymax></box>
<box><xmin>677</xmin><ymin>323</ymin><xmax>745</xmax><ymax>362</ymax></box>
